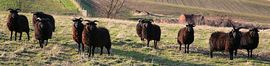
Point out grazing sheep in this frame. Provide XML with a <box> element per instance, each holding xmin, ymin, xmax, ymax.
<box><xmin>32</xmin><ymin>12</ymin><xmax>55</xmax><ymax>32</ymax></box>
<box><xmin>236</xmin><ymin>28</ymin><xmax>259</xmax><ymax>57</ymax></box>
<box><xmin>209</xmin><ymin>26</ymin><xmax>242</xmax><ymax>60</ymax></box>
<box><xmin>72</xmin><ymin>17</ymin><xmax>85</xmax><ymax>53</ymax></box>
<box><xmin>34</xmin><ymin>17</ymin><xmax>53</xmax><ymax>48</ymax></box>
<box><xmin>177</xmin><ymin>24</ymin><xmax>195</xmax><ymax>53</ymax></box>
<box><xmin>82</xmin><ymin>20</ymin><xmax>111</xmax><ymax>57</ymax></box>
<box><xmin>6</xmin><ymin>8</ymin><xmax>30</xmax><ymax>41</ymax></box>
<box><xmin>140</xmin><ymin>19</ymin><xmax>161</xmax><ymax>49</ymax></box>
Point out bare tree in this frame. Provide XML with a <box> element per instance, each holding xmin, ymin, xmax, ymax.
<box><xmin>93</xmin><ymin>0</ymin><xmax>126</xmax><ymax>18</ymax></box>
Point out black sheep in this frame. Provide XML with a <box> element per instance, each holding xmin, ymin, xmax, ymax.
<box><xmin>6</xmin><ymin>8</ymin><xmax>30</xmax><ymax>41</ymax></box>
<box><xmin>177</xmin><ymin>24</ymin><xmax>195</xmax><ymax>53</ymax></box>
<box><xmin>32</xmin><ymin>12</ymin><xmax>55</xmax><ymax>32</ymax></box>
<box><xmin>209</xmin><ymin>26</ymin><xmax>242</xmax><ymax>60</ymax></box>
<box><xmin>72</xmin><ymin>17</ymin><xmax>85</xmax><ymax>53</ymax></box>
<box><xmin>34</xmin><ymin>17</ymin><xmax>53</xmax><ymax>48</ymax></box>
<box><xmin>236</xmin><ymin>28</ymin><xmax>259</xmax><ymax>57</ymax></box>
<box><xmin>82</xmin><ymin>20</ymin><xmax>111</xmax><ymax>57</ymax></box>
<box><xmin>141</xmin><ymin>19</ymin><xmax>161</xmax><ymax>49</ymax></box>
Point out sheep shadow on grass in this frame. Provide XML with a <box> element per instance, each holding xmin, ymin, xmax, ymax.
<box><xmin>188</xmin><ymin>46</ymin><xmax>270</xmax><ymax>64</ymax></box>
<box><xmin>112</xmin><ymin>48</ymin><xmax>211</xmax><ymax>66</ymax></box>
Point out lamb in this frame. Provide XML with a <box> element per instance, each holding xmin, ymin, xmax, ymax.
<box><xmin>82</xmin><ymin>20</ymin><xmax>111</xmax><ymax>57</ymax></box>
<box><xmin>236</xmin><ymin>28</ymin><xmax>259</xmax><ymax>57</ymax></box>
<box><xmin>6</xmin><ymin>8</ymin><xmax>30</xmax><ymax>41</ymax></box>
<box><xmin>34</xmin><ymin>17</ymin><xmax>53</xmax><ymax>48</ymax></box>
<box><xmin>209</xmin><ymin>25</ymin><xmax>242</xmax><ymax>60</ymax></box>
<box><xmin>140</xmin><ymin>19</ymin><xmax>161</xmax><ymax>49</ymax></box>
<box><xmin>177</xmin><ymin>24</ymin><xmax>195</xmax><ymax>53</ymax></box>
<box><xmin>32</xmin><ymin>12</ymin><xmax>55</xmax><ymax>32</ymax></box>
<box><xmin>72</xmin><ymin>17</ymin><xmax>85</xmax><ymax>53</ymax></box>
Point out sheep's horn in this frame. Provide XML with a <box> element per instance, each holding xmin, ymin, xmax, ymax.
<box><xmin>79</xmin><ymin>17</ymin><xmax>83</xmax><ymax>21</ymax></box>
<box><xmin>229</xmin><ymin>21</ymin><xmax>236</xmax><ymax>30</ymax></box>
<box><xmin>93</xmin><ymin>20</ymin><xmax>99</xmax><ymax>22</ymax></box>
<box><xmin>7</xmin><ymin>8</ymin><xmax>13</xmax><ymax>11</ymax></box>
<box><xmin>236</xmin><ymin>27</ymin><xmax>244</xmax><ymax>30</ymax></box>
<box><xmin>138</xmin><ymin>19</ymin><xmax>143</xmax><ymax>22</ymax></box>
<box><xmin>16</xmin><ymin>8</ymin><xmax>21</xmax><ymax>11</ymax></box>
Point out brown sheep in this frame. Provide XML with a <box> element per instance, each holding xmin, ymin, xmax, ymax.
<box><xmin>236</xmin><ymin>28</ymin><xmax>259</xmax><ymax>57</ymax></box>
<box><xmin>209</xmin><ymin>25</ymin><xmax>242</xmax><ymax>60</ymax></box>
<box><xmin>82</xmin><ymin>20</ymin><xmax>111</xmax><ymax>57</ymax></box>
<box><xmin>136</xmin><ymin>19</ymin><xmax>145</xmax><ymax>41</ymax></box>
<box><xmin>141</xmin><ymin>19</ymin><xmax>161</xmax><ymax>49</ymax></box>
<box><xmin>177</xmin><ymin>24</ymin><xmax>195</xmax><ymax>53</ymax></box>
<box><xmin>34</xmin><ymin>17</ymin><xmax>53</xmax><ymax>48</ymax></box>
<box><xmin>6</xmin><ymin>8</ymin><xmax>30</xmax><ymax>41</ymax></box>
<box><xmin>32</xmin><ymin>12</ymin><xmax>55</xmax><ymax>32</ymax></box>
<box><xmin>72</xmin><ymin>17</ymin><xmax>85</xmax><ymax>53</ymax></box>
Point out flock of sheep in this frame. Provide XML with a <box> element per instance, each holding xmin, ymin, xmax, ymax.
<box><xmin>6</xmin><ymin>8</ymin><xmax>260</xmax><ymax>60</ymax></box>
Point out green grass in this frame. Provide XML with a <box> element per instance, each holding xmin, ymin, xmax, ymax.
<box><xmin>0</xmin><ymin>0</ymin><xmax>79</xmax><ymax>15</ymax></box>
<box><xmin>0</xmin><ymin>12</ymin><xmax>270</xmax><ymax>65</ymax></box>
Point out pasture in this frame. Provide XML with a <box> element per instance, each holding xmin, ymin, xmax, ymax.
<box><xmin>0</xmin><ymin>12</ymin><xmax>270</xmax><ymax>65</ymax></box>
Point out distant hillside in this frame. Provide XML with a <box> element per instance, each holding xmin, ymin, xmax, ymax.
<box><xmin>0</xmin><ymin>0</ymin><xmax>79</xmax><ymax>15</ymax></box>
<box><xmin>124</xmin><ymin>0</ymin><xmax>270</xmax><ymax>23</ymax></box>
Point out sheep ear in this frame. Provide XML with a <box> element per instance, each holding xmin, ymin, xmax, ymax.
<box><xmin>16</xmin><ymin>9</ymin><xmax>21</xmax><ymax>12</ymax></box>
<box><xmin>79</xmin><ymin>17</ymin><xmax>83</xmax><ymax>21</ymax></box>
<box><xmin>93</xmin><ymin>20</ymin><xmax>99</xmax><ymax>22</ymax></box>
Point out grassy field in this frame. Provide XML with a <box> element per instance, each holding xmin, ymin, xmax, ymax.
<box><xmin>0</xmin><ymin>0</ymin><xmax>79</xmax><ymax>15</ymax></box>
<box><xmin>0</xmin><ymin>12</ymin><xmax>270</xmax><ymax>65</ymax></box>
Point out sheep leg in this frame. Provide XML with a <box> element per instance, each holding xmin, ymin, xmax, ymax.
<box><xmin>106</xmin><ymin>46</ymin><xmax>111</xmax><ymax>55</ymax></box>
<box><xmin>77</xmin><ymin>42</ymin><xmax>81</xmax><ymax>53</ymax></box>
<box><xmin>92</xmin><ymin>46</ymin><xmax>96</xmax><ymax>57</ymax></box>
<box><xmin>88</xmin><ymin>46</ymin><xmax>91</xmax><ymax>57</ymax></box>
<box><xmin>45</xmin><ymin>40</ymin><xmax>48</xmax><ymax>46</ymax></box>
<box><xmin>82</xmin><ymin>43</ymin><xmax>85</xmax><ymax>52</ymax></box>
<box><xmin>250</xmin><ymin>50</ymin><xmax>253</xmax><ymax>58</ymax></box>
<box><xmin>234</xmin><ymin>50</ymin><xmax>238</xmax><ymax>56</ymax></box>
<box><xmin>10</xmin><ymin>31</ymin><xmax>13</xmax><ymax>41</ymax></box>
<box><xmin>187</xmin><ymin>44</ymin><xmax>190</xmax><ymax>53</ymax></box>
<box><xmin>247</xmin><ymin>49</ymin><xmax>250</xmax><ymax>57</ymax></box>
<box><xmin>26</xmin><ymin>32</ymin><xmax>30</xmax><ymax>40</ymax></box>
<box><xmin>154</xmin><ymin>41</ymin><xmax>157</xmax><ymax>49</ymax></box>
<box><xmin>229</xmin><ymin>50</ymin><xmax>234</xmax><ymax>60</ymax></box>
<box><xmin>210</xmin><ymin>50</ymin><xmax>213</xmax><ymax>58</ymax></box>
<box><xmin>19</xmin><ymin>32</ymin><xmax>22</xmax><ymax>40</ymax></box>
<box><xmin>15</xmin><ymin>31</ymin><xmax>17</xmax><ymax>41</ymax></box>
<box><xmin>39</xmin><ymin>40</ymin><xmax>44</xmax><ymax>48</ymax></box>
<box><xmin>147</xmin><ymin>40</ymin><xmax>150</xmax><ymax>47</ymax></box>
<box><xmin>184</xmin><ymin>44</ymin><xmax>187</xmax><ymax>53</ymax></box>
<box><xmin>177</xmin><ymin>40</ymin><xmax>181</xmax><ymax>50</ymax></box>
<box><xmin>100</xmin><ymin>47</ymin><xmax>103</xmax><ymax>55</ymax></box>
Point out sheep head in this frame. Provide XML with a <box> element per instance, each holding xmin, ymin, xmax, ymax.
<box><xmin>72</xmin><ymin>17</ymin><xmax>83</xmax><ymax>23</ymax></box>
<box><xmin>249</xmin><ymin>28</ymin><xmax>259</xmax><ymax>37</ymax></box>
<box><xmin>84</xmin><ymin>20</ymin><xmax>99</xmax><ymax>31</ymax></box>
<box><xmin>141</xmin><ymin>19</ymin><xmax>153</xmax><ymax>29</ymax></box>
<box><xmin>186</xmin><ymin>24</ymin><xmax>195</xmax><ymax>32</ymax></box>
<box><xmin>229</xmin><ymin>26</ymin><xmax>242</xmax><ymax>41</ymax></box>
<box><xmin>7</xmin><ymin>8</ymin><xmax>20</xmax><ymax>18</ymax></box>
